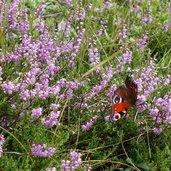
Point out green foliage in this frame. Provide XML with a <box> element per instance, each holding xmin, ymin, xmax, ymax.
<box><xmin>0</xmin><ymin>0</ymin><xmax>171</xmax><ymax>171</ymax></box>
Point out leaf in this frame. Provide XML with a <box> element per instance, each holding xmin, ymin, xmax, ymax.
<box><xmin>126</xmin><ymin>157</ymin><xmax>134</xmax><ymax>164</ymax></box>
<box><xmin>137</xmin><ymin>163</ymin><xmax>150</xmax><ymax>171</ymax></box>
<box><xmin>125</xmin><ymin>168</ymin><xmax>134</xmax><ymax>171</ymax></box>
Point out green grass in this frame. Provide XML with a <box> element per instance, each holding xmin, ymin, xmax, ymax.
<box><xmin>0</xmin><ymin>0</ymin><xmax>171</xmax><ymax>170</ymax></box>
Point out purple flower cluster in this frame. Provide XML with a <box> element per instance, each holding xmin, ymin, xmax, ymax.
<box><xmin>118</xmin><ymin>24</ymin><xmax>127</xmax><ymax>42</ymax></box>
<box><xmin>0</xmin><ymin>135</ymin><xmax>5</xmax><ymax>157</ymax></box>
<box><xmin>117</xmin><ymin>49</ymin><xmax>133</xmax><ymax>72</ymax></box>
<box><xmin>8</xmin><ymin>0</ymin><xmax>20</xmax><ymax>29</ymax></box>
<box><xmin>88</xmin><ymin>47</ymin><xmax>100</xmax><ymax>73</ymax></box>
<box><xmin>65</xmin><ymin>0</ymin><xmax>72</xmax><ymax>6</ymax></box>
<box><xmin>86</xmin><ymin>66</ymin><xmax>114</xmax><ymax>100</ymax></box>
<box><xmin>1</xmin><ymin>81</ymin><xmax>19</xmax><ymax>94</ymax></box>
<box><xmin>31</xmin><ymin>107</ymin><xmax>43</xmax><ymax>119</ymax></box>
<box><xmin>64</xmin><ymin>17</ymin><xmax>72</xmax><ymax>37</ymax></box>
<box><xmin>96</xmin><ymin>20</ymin><xmax>107</xmax><ymax>37</ymax></box>
<box><xmin>60</xmin><ymin>80</ymin><xmax>83</xmax><ymax>99</ymax></box>
<box><xmin>152</xmin><ymin>127</ymin><xmax>163</xmax><ymax>135</ymax></box>
<box><xmin>41</xmin><ymin>103</ymin><xmax>60</xmax><ymax>128</ymax></box>
<box><xmin>133</xmin><ymin>59</ymin><xmax>171</xmax><ymax>133</ymax></box>
<box><xmin>45</xmin><ymin>167</ymin><xmax>56</xmax><ymax>171</ymax></box>
<box><xmin>41</xmin><ymin>111</ymin><xmax>60</xmax><ymax>128</ymax></box>
<box><xmin>36</xmin><ymin>4</ymin><xmax>46</xmax><ymax>18</ymax></box>
<box><xmin>78</xmin><ymin>8</ymin><xmax>86</xmax><ymax>20</ymax></box>
<box><xmin>104</xmin><ymin>0</ymin><xmax>112</xmax><ymax>10</ymax></box>
<box><xmin>136</xmin><ymin>60</ymin><xmax>159</xmax><ymax>113</ymax></box>
<box><xmin>61</xmin><ymin>151</ymin><xmax>82</xmax><ymax>171</ymax></box>
<box><xmin>31</xmin><ymin>144</ymin><xmax>56</xmax><ymax>158</ymax></box>
<box><xmin>149</xmin><ymin>94</ymin><xmax>171</xmax><ymax>126</ymax></box>
<box><xmin>82</xmin><ymin>115</ymin><xmax>97</xmax><ymax>131</ymax></box>
<box><xmin>120</xmin><ymin>49</ymin><xmax>132</xmax><ymax>65</ymax></box>
<box><xmin>68</xmin><ymin>28</ymin><xmax>85</xmax><ymax>68</ymax></box>
<box><xmin>141</xmin><ymin>11</ymin><xmax>152</xmax><ymax>26</ymax></box>
<box><xmin>137</xmin><ymin>32</ymin><xmax>148</xmax><ymax>51</ymax></box>
<box><xmin>1</xmin><ymin>25</ymin><xmax>64</xmax><ymax>102</ymax></box>
<box><xmin>76</xmin><ymin>102</ymin><xmax>87</xmax><ymax>108</ymax></box>
<box><xmin>163</xmin><ymin>22</ymin><xmax>171</xmax><ymax>32</ymax></box>
<box><xmin>17</xmin><ymin>11</ymin><xmax>29</xmax><ymax>33</ymax></box>
<box><xmin>140</xmin><ymin>0</ymin><xmax>152</xmax><ymax>26</ymax></box>
<box><xmin>107</xmin><ymin>85</ymin><xmax>117</xmax><ymax>102</ymax></box>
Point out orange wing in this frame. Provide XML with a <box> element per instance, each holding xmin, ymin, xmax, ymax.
<box><xmin>112</xmin><ymin>102</ymin><xmax>130</xmax><ymax>113</ymax></box>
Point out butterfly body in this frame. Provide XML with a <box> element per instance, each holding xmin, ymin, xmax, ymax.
<box><xmin>112</xmin><ymin>76</ymin><xmax>138</xmax><ymax>120</ymax></box>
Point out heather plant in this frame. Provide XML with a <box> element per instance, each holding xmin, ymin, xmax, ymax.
<box><xmin>0</xmin><ymin>0</ymin><xmax>171</xmax><ymax>170</ymax></box>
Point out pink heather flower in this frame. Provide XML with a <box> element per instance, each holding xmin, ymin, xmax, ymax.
<box><xmin>64</xmin><ymin>19</ymin><xmax>71</xmax><ymax>37</ymax></box>
<box><xmin>0</xmin><ymin>1</ymin><xmax>6</xmax><ymax>23</ymax></box>
<box><xmin>137</xmin><ymin>32</ymin><xmax>148</xmax><ymax>51</ymax></box>
<box><xmin>78</xmin><ymin>8</ymin><xmax>85</xmax><ymax>20</ymax></box>
<box><xmin>65</xmin><ymin>89</ymin><xmax>73</xmax><ymax>99</ymax></box>
<box><xmin>0</xmin><ymin>135</ymin><xmax>5</xmax><ymax>157</ymax></box>
<box><xmin>104</xmin><ymin>0</ymin><xmax>111</xmax><ymax>9</ymax></box>
<box><xmin>135</xmin><ymin>60</ymin><xmax>159</xmax><ymax>113</ymax></box>
<box><xmin>88</xmin><ymin>47</ymin><xmax>101</xmax><ymax>73</ymax></box>
<box><xmin>61</xmin><ymin>151</ymin><xmax>82</xmax><ymax>171</ymax></box>
<box><xmin>68</xmin><ymin>28</ymin><xmax>85</xmax><ymax>68</ymax></box>
<box><xmin>36</xmin><ymin>4</ymin><xmax>46</xmax><ymax>18</ymax></box>
<box><xmin>66</xmin><ymin>80</ymin><xmax>83</xmax><ymax>89</ymax></box>
<box><xmin>149</xmin><ymin>108</ymin><xmax>159</xmax><ymax>118</ymax></box>
<box><xmin>118</xmin><ymin>24</ymin><xmax>127</xmax><ymax>42</ymax></box>
<box><xmin>76</xmin><ymin>102</ymin><xmax>87</xmax><ymax>108</ymax></box>
<box><xmin>88</xmin><ymin>3</ymin><xmax>92</xmax><ymax>10</ymax></box>
<box><xmin>141</xmin><ymin>10</ymin><xmax>152</xmax><ymax>26</ymax></box>
<box><xmin>50</xmin><ymin>103</ymin><xmax>60</xmax><ymax>111</ymax></box>
<box><xmin>82</xmin><ymin>115</ymin><xmax>98</xmax><ymax>131</ymax></box>
<box><xmin>20</xmin><ymin>89</ymin><xmax>31</xmax><ymax>101</ymax></box>
<box><xmin>163</xmin><ymin>22</ymin><xmax>171</xmax><ymax>32</ymax></box>
<box><xmin>9</xmin><ymin>0</ymin><xmax>20</xmax><ymax>29</ymax></box>
<box><xmin>105</xmin><ymin>115</ymin><xmax>113</xmax><ymax>122</ymax></box>
<box><xmin>65</xmin><ymin>0</ymin><xmax>72</xmax><ymax>6</ymax></box>
<box><xmin>152</xmin><ymin>128</ymin><xmax>163</xmax><ymax>135</ymax></box>
<box><xmin>31</xmin><ymin>144</ymin><xmax>56</xmax><ymax>158</ymax></box>
<box><xmin>96</xmin><ymin>7</ymin><xmax>103</xmax><ymax>13</ymax></box>
<box><xmin>132</xmin><ymin>5</ymin><xmax>139</xmax><ymax>14</ymax></box>
<box><xmin>45</xmin><ymin>167</ymin><xmax>56</xmax><ymax>171</ymax></box>
<box><xmin>117</xmin><ymin>49</ymin><xmax>133</xmax><ymax>72</ymax></box>
<box><xmin>31</xmin><ymin>107</ymin><xmax>43</xmax><ymax>119</ymax></box>
<box><xmin>18</xmin><ymin>11</ymin><xmax>29</xmax><ymax>33</ymax></box>
<box><xmin>38</xmin><ymin>89</ymin><xmax>49</xmax><ymax>99</ymax></box>
<box><xmin>107</xmin><ymin>85</ymin><xmax>117</xmax><ymax>101</ymax></box>
<box><xmin>163</xmin><ymin>74</ymin><xmax>171</xmax><ymax>85</ymax></box>
<box><xmin>1</xmin><ymin>81</ymin><xmax>19</xmax><ymax>94</ymax></box>
<box><xmin>45</xmin><ymin>64</ymin><xmax>60</xmax><ymax>77</ymax></box>
<box><xmin>86</xmin><ymin>66</ymin><xmax>114</xmax><ymax>100</ymax></box>
<box><xmin>149</xmin><ymin>94</ymin><xmax>171</xmax><ymax>126</ymax></box>
<box><xmin>120</xmin><ymin>50</ymin><xmax>132</xmax><ymax>64</ymax></box>
<box><xmin>41</xmin><ymin>111</ymin><xmax>60</xmax><ymax>128</ymax></box>
<box><xmin>57</xmin><ymin>78</ymin><xmax>66</xmax><ymax>88</ymax></box>
<box><xmin>96</xmin><ymin>20</ymin><xmax>107</xmax><ymax>37</ymax></box>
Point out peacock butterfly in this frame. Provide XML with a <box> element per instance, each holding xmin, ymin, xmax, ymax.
<box><xmin>112</xmin><ymin>76</ymin><xmax>138</xmax><ymax>121</ymax></box>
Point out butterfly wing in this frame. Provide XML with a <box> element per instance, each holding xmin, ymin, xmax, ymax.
<box><xmin>113</xmin><ymin>102</ymin><xmax>130</xmax><ymax>113</ymax></box>
<box><xmin>112</xmin><ymin>86</ymin><xmax>130</xmax><ymax>113</ymax></box>
<box><xmin>112</xmin><ymin>77</ymin><xmax>138</xmax><ymax>115</ymax></box>
<box><xmin>125</xmin><ymin>76</ymin><xmax>138</xmax><ymax>105</ymax></box>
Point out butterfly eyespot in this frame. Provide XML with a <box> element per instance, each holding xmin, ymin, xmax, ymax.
<box><xmin>114</xmin><ymin>113</ymin><xmax>121</xmax><ymax>121</ymax></box>
<box><xmin>113</xmin><ymin>96</ymin><xmax>122</xmax><ymax>104</ymax></box>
